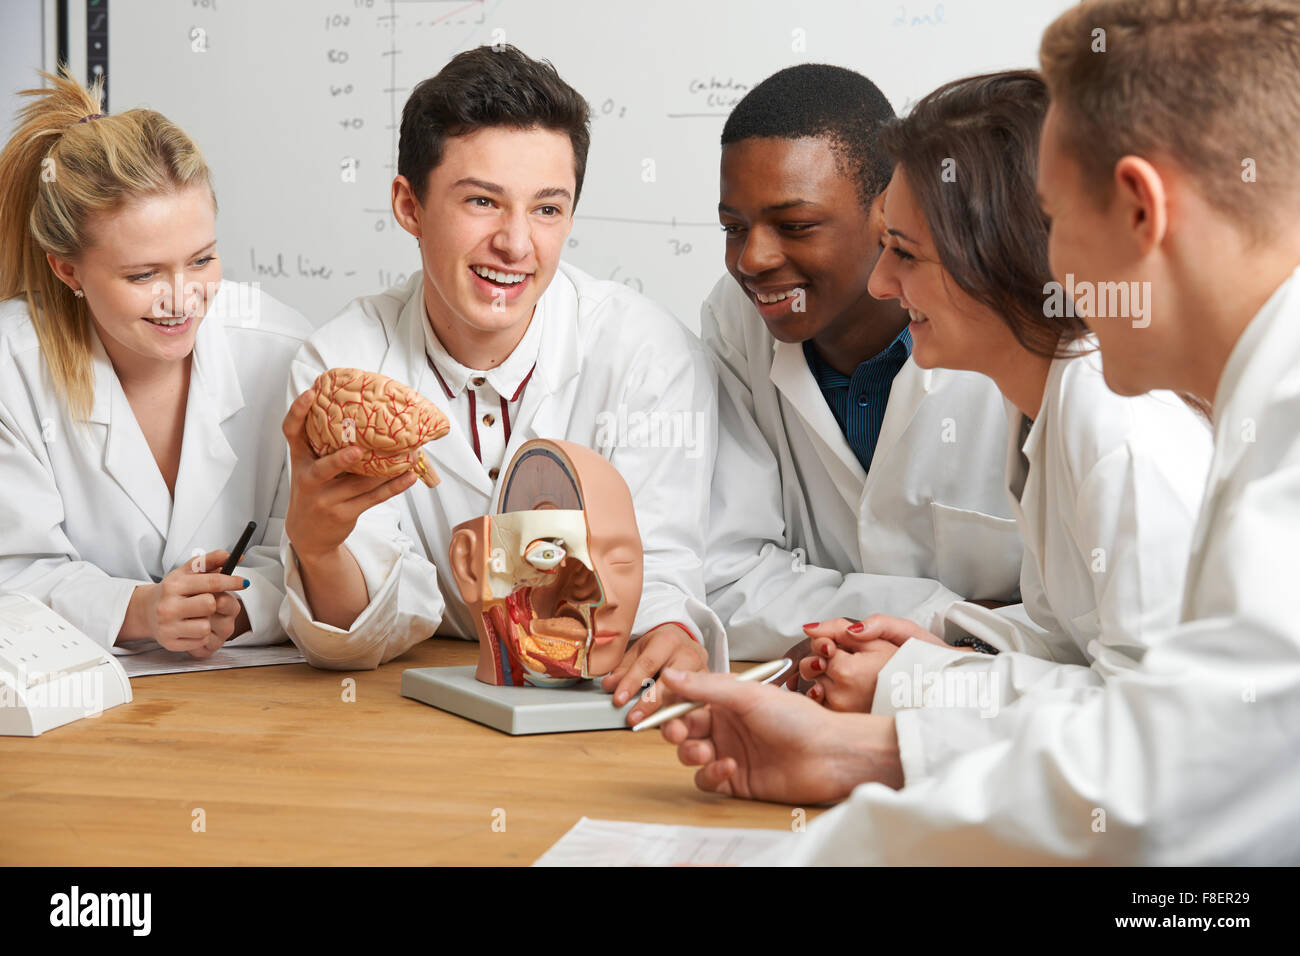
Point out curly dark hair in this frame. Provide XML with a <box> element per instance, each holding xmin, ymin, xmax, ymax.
<box><xmin>721</xmin><ymin>64</ymin><xmax>896</xmax><ymax>209</ymax></box>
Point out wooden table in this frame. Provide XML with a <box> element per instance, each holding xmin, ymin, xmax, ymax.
<box><xmin>0</xmin><ymin>640</ymin><xmax>816</xmax><ymax>865</ymax></box>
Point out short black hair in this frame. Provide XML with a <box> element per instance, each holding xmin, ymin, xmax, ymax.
<box><xmin>721</xmin><ymin>64</ymin><xmax>896</xmax><ymax>208</ymax></box>
<box><xmin>398</xmin><ymin>44</ymin><xmax>591</xmax><ymax>205</ymax></box>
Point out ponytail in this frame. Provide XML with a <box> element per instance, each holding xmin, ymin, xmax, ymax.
<box><xmin>0</xmin><ymin>66</ymin><xmax>214</xmax><ymax>419</ymax></box>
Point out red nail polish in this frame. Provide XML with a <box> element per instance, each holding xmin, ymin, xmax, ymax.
<box><xmin>848</xmin><ymin>622</ymin><xmax>865</xmax><ymax>633</ymax></box>
<box><xmin>802</xmin><ymin>622</ymin><xmax>819</xmax><ymax>630</ymax></box>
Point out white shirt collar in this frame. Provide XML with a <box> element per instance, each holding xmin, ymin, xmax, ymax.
<box><xmin>1213</xmin><ymin>264</ymin><xmax>1300</xmax><ymax>426</ymax></box>
<box><xmin>420</xmin><ymin>294</ymin><xmax>545</xmax><ymax>401</ymax></box>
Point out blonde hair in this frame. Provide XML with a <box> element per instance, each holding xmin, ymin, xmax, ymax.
<box><xmin>0</xmin><ymin>67</ymin><xmax>215</xmax><ymax>419</ymax></box>
<box><xmin>1040</xmin><ymin>0</ymin><xmax>1300</xmax><ymax>244</ymax></box>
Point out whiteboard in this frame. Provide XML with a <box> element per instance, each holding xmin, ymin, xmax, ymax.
<box><xmin>92</xmin><ymin>0</ymin><xmax>1074</xmax><ymax>331</ymax></box>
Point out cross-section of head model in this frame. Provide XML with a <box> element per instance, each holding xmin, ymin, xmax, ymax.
<box><xmin>448</xmin><ymin>439</ymin><xmax>643</xmax><ymax>687</ymax></box>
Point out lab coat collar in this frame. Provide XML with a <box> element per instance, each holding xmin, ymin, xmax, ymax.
<box><xmin>87</xmin><ymin>331</ymin><xmax>112</xmax><ymax>425</ymax></box>
<box><xmin>1018</xmin><ymin>338</ymin><xmax>1094</xmax><ymax>468</ymax></box>
<box><xmin>1003</xmin><ymin>397</ymin><xmax>1029</xmax><ymax>502</ymax></box>
<box><xmin>1016</xmin><ymin>351</ymin><xmax>1067</xmax><ymax>467</ymax></box>
<box><xmin>768</xmin><ymin>339</ymin><xmax>936</xmax><ymax>512</ymax></box>
<box><xmin>90</xmin><ymin>327</ymin><xmax>170</xmax><ymax>536</ymax></box>
<box><xmin>420</xmin><ymin>292</ymin><xmax>546</xmax><ymax>402</ymax></box>
<box><xmin>190</xmin><ymin>286</ymin><xmax>248</xmax><ymax>422</ymax></box>
<box><xmin>1186</xmin><ymin>266</ymin><xmax>1300</xmax><ymax>590</ymax></box>
<box><xmin>90</xmin><ymin>299</ymin><xmax>245</xmax><ymax>553</ymax></box>
<box><xmin>770</xmin><ymin>338</ymin><xmax>867</xmax><ymax>513</ymax></box>
<box><xmin>1004</xmin><ymin>345</ymin><xmax>1085</xmax><ymax>555</ymax></box>
<box><xmin>163</xmin><ymin>306</ymin><xmax>245</xmax><ymax>567</ymax></box>
<box><xmin>1002</xmin><ymin>395</ymin><xmax>1044</xmax><ymax>575</ymax></box>
<box><xmin>1212</xmin><ymin>265</ymin><xmax>1300</xmax><ymax>453</ymax></box>
<box><xmin>869</xmin><ymin>358</ymin><xmax>933</xmax><ymax>483</ymax></box>
<box><xmin>533</xmin><ymin>262</ymin><xmax>583</xmax><ymax>394</ymax></box>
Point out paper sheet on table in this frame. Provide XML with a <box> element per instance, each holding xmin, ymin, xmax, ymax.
<box><xmin>533</xmin><ymin>816</ymin><xmax>793</xmax><ymax>866</ymax></box>
<box><xmin>115</xmin><ymin>642</ymin><xmax>305</xmax><ymax>677</ymax></box>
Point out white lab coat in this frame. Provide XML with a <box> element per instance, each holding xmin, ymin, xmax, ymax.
<box><xmin>702</xmin><ymin>275</ymin><xmax>1023</xmax><ymax>660</ymax></box>
<box><xmin>765</xmin><ymin>267</ymin><xmax>1300</xmax><ymax>864</ymax></box>
<box><xmin>0</xmin><ymin>283</ymin><xmax>310</xmax><ymax>651</ymax></box>
<box><xmin>872</xmin><ymin>342</ymin><xmax>1214</xmax><ymax>718</ymax></box>
<box><xmin>280</xmin><ymin>262</ymin><xmax>726</xmax><ymax>671</ymax></box>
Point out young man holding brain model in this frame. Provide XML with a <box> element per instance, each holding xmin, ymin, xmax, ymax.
<box><xmin>277</xmin><ymin>45</ymin><xmax>724</xmax><ymax>720</ymax></box>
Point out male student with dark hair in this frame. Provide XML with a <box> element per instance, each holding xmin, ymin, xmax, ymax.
<box><xmin>704</xmin><ymin>64</ymin><xmax>1023</xmax><ymax>661</ymax></box>
<box><xmin>279</xmin><ymin>46</ymin><xmax>724</xmax><ymax>718</ymax></box>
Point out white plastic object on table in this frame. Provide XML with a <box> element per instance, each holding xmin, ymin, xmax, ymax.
<box><xmin>0</xmin><ymin>592</ymin><xmax>133</xmax><ymax>736</ymax></box>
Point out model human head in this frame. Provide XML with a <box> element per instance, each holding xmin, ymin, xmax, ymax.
<box><xmin>391</xmin><ymin>45</ymin><xmax>590</xmax><ymax>352</ymax></box>
<box><xmin>718</xmin><ymin>63</ymin><xmax>898</xmax><ymax>345</ymax></box>
<box><xmin>448</xmin><ymin>439</ymin><xmax>642</xmax><ymax>687</ymax></box>
<box><xmin>0</xmin><ymin>67</ymin><xmax>220</xmax><ymax>418</ymax></box>
<box><xmin>1037</xmin><ymin>0</ymin><xmax>1300</xmax><ymax>400</ymax></box>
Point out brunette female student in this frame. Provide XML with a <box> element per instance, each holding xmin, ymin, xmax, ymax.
<box><xmin>797</xmin><ymin>71</ymin><xmax>1214</xmax><ymax>729</ymax></box>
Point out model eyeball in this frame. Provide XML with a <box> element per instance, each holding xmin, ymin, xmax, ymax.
<box><xmin>523</xmin><ymin>539</ymin><xmax>566</xmax><ymax>573</ymax></box>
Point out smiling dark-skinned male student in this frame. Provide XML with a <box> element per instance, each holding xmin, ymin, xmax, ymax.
<box><xmin>703</xmin><ymin>64</ymin><xmax>1025</xmax><ymax>661</ymax></box>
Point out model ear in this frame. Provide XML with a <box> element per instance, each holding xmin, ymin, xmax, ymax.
<box><xmin>448</xmin><ymin>520</ymin><xmax>487</xmax><ymax>604</ymax></box>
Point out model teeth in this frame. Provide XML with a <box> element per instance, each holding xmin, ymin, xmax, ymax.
<box><xmin>149</xmin><ymin>315</ymin><xmax>188</xmax><ymax>327</ymax></box>
<box><xmin>471</xmin><ymin>265</ymin><xmax>527</xmax><ymax>284</ymax></box>
<box><xmin>755</xmin><ymin>287</ymin><xmax>802</xmax><ymax>304</ymax></box>
<box><xmin>908</xmin><ymin>309</ymin><xmax>929</xmax><ymax>323</ymax></box>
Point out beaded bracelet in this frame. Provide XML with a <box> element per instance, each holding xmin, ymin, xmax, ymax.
<box><xmin>950</xmin><ymin>634</ymin><xmax>1000</xmax><ymax>655</ymax></box>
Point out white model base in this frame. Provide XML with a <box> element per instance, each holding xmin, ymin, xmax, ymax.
<box><xmin>401</xmin><ymin>665</ymin><xmax>639</xmax><ymax>735</ymax></box>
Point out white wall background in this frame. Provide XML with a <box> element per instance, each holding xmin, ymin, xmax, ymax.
<box><xmin>0</xmin><ymin>0</ymin><xmax>50</xmax><ymax>141</ymax></box>
<box><xmin>4</xmin><ymin>0</ymin><xmax>1075</xmax><ymax>331</ymax></box>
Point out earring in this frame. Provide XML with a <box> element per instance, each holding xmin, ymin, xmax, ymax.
<box><xmin>72</xmin><ymin>289</ymin><xmax>84</xmax><ymax>299</ymax></box>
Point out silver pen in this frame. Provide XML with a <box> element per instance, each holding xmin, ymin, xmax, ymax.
<box><xmin>630</xmin><ymin>658</ymin><xmax>792</xmax><ymax>732</ymax></box>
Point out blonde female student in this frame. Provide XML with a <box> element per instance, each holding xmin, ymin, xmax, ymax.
<box><xmin>794</xmin><ymin>71</ymin><xmax>1215</xmax><ymax>727</ymax></box>
<box><xmin>0</xmin><ymin>70</ymin><xmax>309</xmax><ymax>656</ymax></box>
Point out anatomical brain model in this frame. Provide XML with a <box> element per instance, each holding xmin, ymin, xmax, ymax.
<box><xmin>448</xmin><ymin>439</ymin><xmax>644</xmax><ymax>688</ymax></box>
<box><xmin>305</xmin><ymin>368</ymin><xmax>450</xmax><ymax>486</ymax></box>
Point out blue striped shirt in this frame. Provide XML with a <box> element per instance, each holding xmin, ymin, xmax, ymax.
<box><xmin>803</xmin><ymin>327</ymin><xmax>913</xmax><ymax>475</ymax></box>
